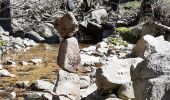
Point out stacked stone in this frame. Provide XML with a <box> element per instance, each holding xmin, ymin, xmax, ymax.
<box><xmin>53</xmin><ymin>12</ymin><xmax>81</xmax><ymax>100</ymax></box>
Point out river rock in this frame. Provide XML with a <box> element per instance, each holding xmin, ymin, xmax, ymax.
<box><xmin>80</xmin><ymin>75</ymin><xmax>91</xmax><ymax>89</ymax></box>
<box><xmin>54</xmin><ymin>12</ymin><xmax>78</xmax><ymax>38</ymax></box>
<box><xmin>0</xmin><ymin>69</ymin><xmax>15</xmax><ymax>77</ymax></box>
<box><xmin>81</xmin><ymin>84</ymin><xmax>97</xmax><ymax>99</ymax></box>
<box><xmin>30</xmin><ymin>59</ymin><xmax>43</xmax><ymax>65</ymax></box>
<box><xmin>117</xmin><ymin>82</ymin><xmax>135</xmax><ymax>100</ymax></box>
<box><xmin>90</xmin><ymin>9</ymin><xmax>108</xmax><ymax>24</ymax></box>
<box><xmin>132</xmin><ymin>35</ymin><xmax>170</xmax><ymax>58</ymax></box>
<box><xmin>16</xmin><ymin>81</ymin><xmax>30</xmax><ymax>88</ymax></box>
<box><xmin>53</xmin><ymin>70</ymin><xmax>80</xmax><ymax>100</ymax></box>
<box><xmin>26</xmin><ymin>31</ymin><xmax>45</xmax><ymax>42</ymax></box>
<box><xmin>25</xmin><ymin>92</ymin><xmax>42</xmax><ymax>100</ymax></box>
<box><xmin>96</xmin><ymin>58</ymin><xmax>143</xmax><ymax>92</ymax></box>
<box><xmin>30</xmin><ymin>80</ymin><xmax>55</xmax><ymax>91</ymax></box>
<box><xmin>80</xmin><ymin>54</ymin><xmax>100</xmax><ymax>66</ymax></box>
<box><xmin>131</xmin><ymin>53</ymin><xmax>170</xmax><ymax>100</ymax></box>
<box><xmin>57</xmin><ymin>37</ymin><xmax>80</xmax><ymax>73</ymax></box>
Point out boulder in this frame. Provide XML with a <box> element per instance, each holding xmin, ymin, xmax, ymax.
<box><xmin>30</xmin><ymin>80</ymin><xmax>55</xmax><ymax>91</ymax></box>
<box><xmin>131</xmin><ymin>53</ymin><xmax>170</xmax><ymax>100</ymax></box>
<box><xmin>35</xmin><ymin>23</ymin><xmax>60</xmax><ymax>43</ymax></box>
<box><xmin>26</xmin><ymin>31</ymin><xmax>45</xmax><ymax>42</ymax></box>
<box><xmin>53</xmin><ymin>70</ymin><xmax>80</xmax><ymax>100</ymax></box>
<box><xmin>54</xmin><ymin>12</ymin><xmax>78</xmax><ymax>38</ymax></box>
<box><xmin>90</xmin><ymin>9</ymin><xmax>108</xmax><ymax>24</ymax></box>
<box><xmin>57</xmin><ymin>37</ymin><xmax>80</xmax><ymax>73</ymax></box>
<box><xmin>96</xmin><ymin>58</ymin><xmax>143</xmax><ymax>92</ymax></box>
<box><xmin>132</xmin><ymin>35</ymin><xmax>170</xmax><ymax>58</ymax></box>
<box><xmin>117</xmin><ymin>82</ymin><xmax>135</xmax><ymax>100</ymax></box>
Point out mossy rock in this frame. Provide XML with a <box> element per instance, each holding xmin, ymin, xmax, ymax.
<box><xmin>116</xmin><ymin>27</ymin><xmax>130</xmax><ymax>34</ymax></box>
<box><xmin>108</xmin><ymin>37</ymin><xmax>128</xmax><ymax>47</ymax></box>
<box><xmin>0</xmin><ymin>40</ymin><xmax>7</xmax><ymax>46</ymax></box>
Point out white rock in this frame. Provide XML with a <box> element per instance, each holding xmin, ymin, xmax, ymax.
<box><xmin>132</xmin><ymin>35</ymin><xmax>170</xmax><ymax>58</ymax></box>
<box><xmin>132</xmin><ymin>53</ymin><xmax>170</xmax><ymax>100</ymax></box>
<box><xmin>96</xmin><ymin>58</ymin><xmax>143</xmax><ymax>91</ymax></box>
<box><xmin>81</xmin><ymin>54</ymin><xmax>100</xmax><ymax>65</ymax></box>
<box><xmin>53</xmin><ymin>70</ymin><xmax>80</xmax><ymax>100</ymax></box>
<box><xmin>30</xmin><ymin>59</ymin><xmax>42</xmax><ymax>64</ymax></box>
<box><xmin>96</xmin><ymin>42</ymin><xmax>108</xmax><ymax>49</ymax></box>
<box><xmin>81</xmin><ymin>46</ymin><xmax>96</xmax><ymax>52</ymax></box>
<box><xmin>31</xmin><ymin>80</ymin><xmax>55</xmax><ymax>91</ymax></box>
<box><xmin>80</xmin><ymin>75</ymin><xmax>91</xmax><ymax>89</ymax></box>
<box><xmin>10</xmin><ymin>92</ymin><xmax>16</xmax><ymax>99</ymax></box>
<box><xmin>91</xmin><ymin>9</ymin><xmax>108</xmax><ymax>24</ymax></box>
<box><xmin>81</xmin><ymin>84</ymin><xmax>97</xmax><ymax>98</ymax></box>
<box><xmin>0</xmin><ymin>69</ymin><xmax>15</xmax><ymax>77</ymax></box>
<box><xmin>118</xmin><ymin>82</ymin><xmax>135</xmax><ymax>99</ymax></box>
<box><xmin>19</xmin><ymin>61</ymin><xmax>29</xmax><ymax>66</ymax></box>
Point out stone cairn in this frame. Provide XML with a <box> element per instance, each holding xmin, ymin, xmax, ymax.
<box><xmin>53</xmin><ymin>12</ymin><xmax>81</xmax><ymax>100</ymax></box>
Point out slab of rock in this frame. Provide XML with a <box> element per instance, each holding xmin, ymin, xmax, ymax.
<box><xmin>30</xmin><ymin>80</ymin><xmax>55</xmax><ymax>91</ymax></box>
<box><xmin>117</xmin><ymin>82</ymin><xmax>135</xmax><ymax>100</ymax></box>
<box><xmin>54</xmin><ymin>12</ymin><xmax>78</xmax><ymax>38</ymax></box>
<box><xmin>53</xmin><ymin>70</ymin><xmax>80</xmax><ymax>100</ymax></box>
<box><xmin>132</xmin><ymin>35</ymin><xmax>170</xmax><ymax>58</ymax></box>
<box><xmin>131</xmin><ymin>53</ymin><xmax>170</xmax><ymax>100</ymax></box>
<box><xmin>57</xmin><ymin>37</ymin><xmax>80</xmax><ymax>73</ymax></box>
<box><xmin>96</xmin><ymin>58</ymin><xmax>143</xmax><ymax>92</ymax></box>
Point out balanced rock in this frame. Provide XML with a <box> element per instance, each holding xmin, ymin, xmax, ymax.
<box><xmin>54</xmin><ymin>12</ymin><xmax>78</xmax><ymax>38</ymax></box>
<box><xmin>57</xmin><ymin>37</ymin><xmax>80</xmax><ymax>73</ymax></box>
<box><xmin>53</xmin><ymin>70</ymin><xmax>80</xmax><ymax>100</ymax></box>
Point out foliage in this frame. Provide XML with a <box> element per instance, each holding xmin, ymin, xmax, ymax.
<box><xmin>108</xmin><ymin>37</ymin><xmax>128</xmax><ymax>47</ymax></box>
<box><xmin>123</xmin><ymin>1</ymin><xmax>141</xmax><ymax>10</ymax></box>
<box><xmin>0</xmin><ymin>40</ymin><xmax>7</xmax><ymax>46</ymax></box>
<box><xmin>115</xmin><ymin>27</ymin><xmax>130</xmax><ymax>34</ymax></box>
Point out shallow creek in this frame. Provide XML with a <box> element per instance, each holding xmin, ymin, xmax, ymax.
<box><xmin>0</xmin><ymin>43</ymin><xmax>90</xmax><ymax>99</ymax></box>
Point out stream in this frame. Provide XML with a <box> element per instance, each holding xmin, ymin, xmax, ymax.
<box><xmin>0</xmin><ymin>43</ymin><xmax>90</xmax><ymax>99</ymax></box>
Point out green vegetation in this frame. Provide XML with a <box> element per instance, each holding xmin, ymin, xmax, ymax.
<box><xmin>123</xmin><ymin>1</ymin><xmax>141</xmax><ymax>10</ymax></box>
<box><xmin>108</xmin><ymin>37</ymin><xmax>128</xmax><ymax>47</ymax></box>
<box><xmin>115</xmin><ymin>27</ymin><xmax>130</xmax><ymax>34</ymax></box>
<box><xmin>0</xmin><ymin>40</ymin><xmax>7</xmax><ymax>46</ymax></box>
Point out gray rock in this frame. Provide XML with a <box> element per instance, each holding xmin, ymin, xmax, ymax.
<box><xmin>30</xmin><ymin>80</ymin><xmax>55</xmax><ymax>91</ymax></box>
<box><xmin>26</xmin><ymin>31</ymin><xmax>45</xmax><ymax>42</ymax></box>
<box><xmin>53</xmin><ymin>70</ymin><xmax>80</xmax><ymax>100</ymax></box>
<box><xmin>0</xmin><ymin>69</ymin><xmax>15</xmax><ymax>77</ymax></box>
<box><xmin>90</xmin><ymin>9</ymin><xmax>108</xmax><ymax>24</ymax></box>
<box><xmin>80</xmin><ymin>75</ymin><xmax>91</xmax><ymax>89</ymax></box>
<box><xmin>30</xmin><ymin>59</ymin><xmax>43</xmax><ymax>65</ymax></box>
<box><xmin>57</xmin><ymin>37</ymin><xmax>80</xmax><ymax>73</ymax></box>
<box><xmin>117</xmin><ymin>82</ymin><xmax>135</xmax><ymax>100</ymax></box>
<box><xmin>0</xmin><ymin>35</ymin><xmax>10</xmax><ymax>42</ymax></box>
<box><xmin>131</xmin><ymin>53</ymin><xmax>170</xmax><ymax>100</ymax></box>
<box><xmin>96</xmin><ymin>58</ymin><xmax>143</xmax><ymax>92</ymax></box>
<box><xmin>132</xmin><ymin>35</ymin><xmax>170</xmax><ymax>58</ymax></box>
<box><xmin>81</xmin><ymin>84</ymin><xmax>97</xmax><ymax>98</ymax></box>
<box><xmin>16</xmin><ymin>81</ymin><xmax>30</xmax><ymax>88</ymax></box>
<box><xmin>25</xmin><ymin>92</ymin><xmax>41</xmax><ymax>100</ymax></box>
<box><xmin>68</xmin><ymin>0</ymin><xmax>76</xmax><ymax>11</ymax></box>
<box><xmin>80</xmin><ymin>54</ymin><xmax>100</xmax><ymax>66</ymax></box>
<box><xmin>54</xmin><ymin>12</ymin><xmax>78</xmax><ymax>38</ymax></box>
